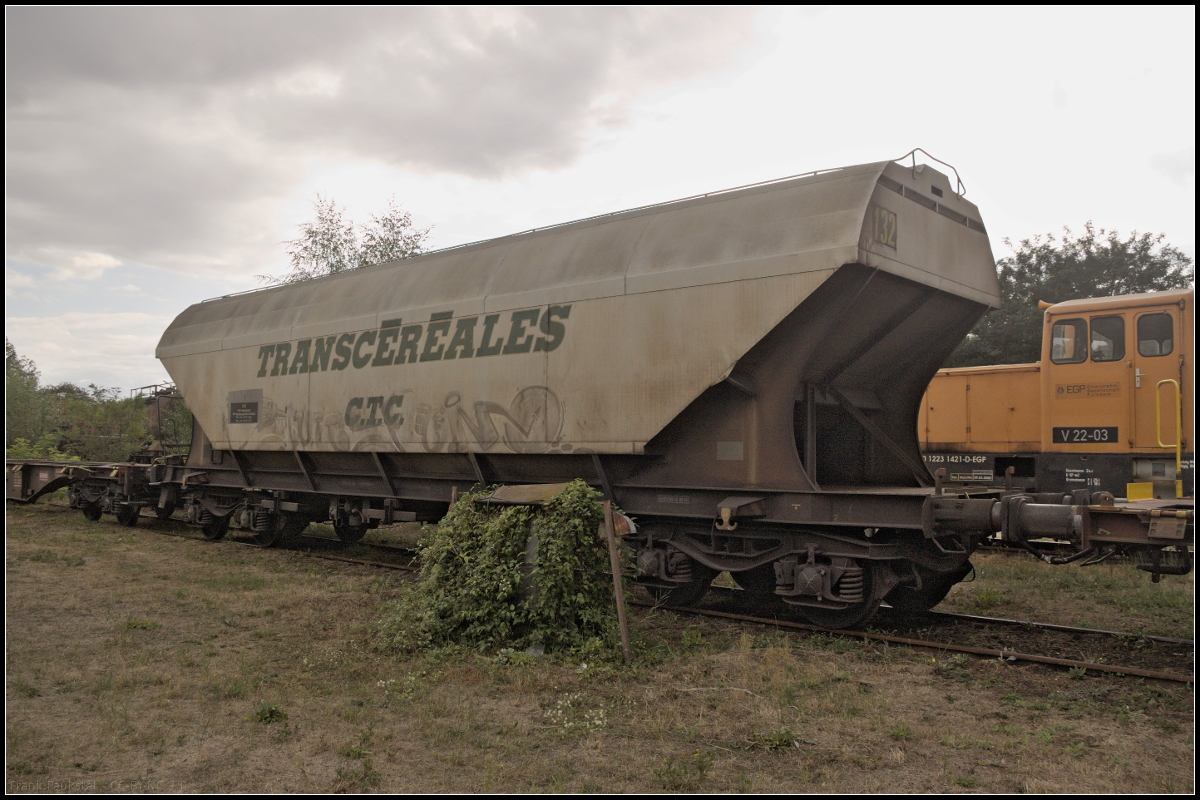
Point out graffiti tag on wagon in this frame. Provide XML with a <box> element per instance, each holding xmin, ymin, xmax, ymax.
<box><xmin>253</xmin><ymin>306</ymin><xmax>572</xmax><ymax>378</ymax></box>
<box><xmin>247</xmin><ymin>386</ymin><xmax>565</xmax><ymax>456</ymax></box>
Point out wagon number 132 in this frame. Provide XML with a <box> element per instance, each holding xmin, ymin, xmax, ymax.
<box><xmin>873</xmin><ymin>206</ymin><xmax>897</xmax><ymax>250</ymax></box>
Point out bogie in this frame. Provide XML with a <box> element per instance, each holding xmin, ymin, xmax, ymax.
<box><xmin>795</xmin><ymin>560</ymin><xmax>883</xmax><ymax>629</ymax></box>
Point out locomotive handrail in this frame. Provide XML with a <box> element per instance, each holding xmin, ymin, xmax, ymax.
<box><xmin>1155</xmin><ymin>379</ymin><xmax>1183</xmax><ymax>478</ymax></box>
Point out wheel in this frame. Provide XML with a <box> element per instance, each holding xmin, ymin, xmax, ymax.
<box><xmin>81</xmin><ymin>504</ymin><xmax>102</xmax><ymax>522</ymax></box>
<box><xmin>798</xmin><ymin>560</ymin><xmax>881</xmax><ymax>630</ymax></box>
<box><xmin>334</xmin><ymin>522</ymin><xmax>367</xmax><ymax>544</ymax></box>
<box><xmin>801</xmin><ymin>596</ymin><xmax>881</xmax><ymax>629</ymax></box>
<box><xmin>251</xmin><ymin>521</ymin><xmax>284</xmax><ymax>548</ymax></box>
<box><xmin>201</xmin><ymin>513</ymin><xmax>230</xmax><ymax>541</ymax></box>
<box><xmin>249</xmin><ymin>511</ymin><xmax>310</xmax><ymax>547</ymax></box>
<box><xmin>885</xmin><ymin>560</ymin><xmax>972</xmax><ymax>621</ymax></box>
<box><xmin>647</xmin><ymin>564</ymin><xmax>717</xmax><ymax>607</ymax></box>
<box><xmin>155</xmin><ymin>502</ymin><xmax>176</xmax><ymax>521</ymax></box>
<box><xmin>116</xmin><ymin>505</ymin><xmax>139</xmax><ymax>527</ymax></box>
<box><xmin>278</xmin><ymin>513</ymin><xmax>310</xmax><ymax>540</ymax></box>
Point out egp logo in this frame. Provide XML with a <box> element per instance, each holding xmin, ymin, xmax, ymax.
<box><xmin>1056</xmin><ymin>385</ymin><xmax>1086</xmax><ymax>395</ymax></box>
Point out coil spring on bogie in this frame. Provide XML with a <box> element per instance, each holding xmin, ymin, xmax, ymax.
<box><xmin>252</xmin><ymin>509</ymin><xmax>272</xmax><ymax>532</ymax></box>
<box><xmin>198</xmin><ymin>509</ymin><xmax>213</xmax><ymax>526</ymax></box>
<box><xmin>666</xmin><ymin>550</ymin><xmax>693</xmax><ymax>581</ymax></box>
<box><xmin>832</xmin><ymin>567</ymin><xmax>865</xmax><ymax>603</ymax></box>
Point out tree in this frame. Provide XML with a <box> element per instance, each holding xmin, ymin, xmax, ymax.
<box><xmin>262</xmin><ymin>194</ymin><xmax>432</xmax><ymax>285</ymax></box>
<box><xmin>5</xmin><ymin>338</ymin><xmax>57</xmax><ymax>449</ymax></box>
<box><xmin>6</xmin><ymin>433</ymin><xmax>78</xmax><ymax>461</ymax></box>
<box><xmin>945</xmin><ymin>223</ymin><xmax>1195</xmax><ymax>367</ymax></box>
<box><xmin>50</xmin><ymin>384</ymin><xmax>153</xmax><ymax>463</ymax></box>
<box><xmin>4</xmin><ymin>341</ymin><xmax>158</xmax><ymax>461</ymax></box>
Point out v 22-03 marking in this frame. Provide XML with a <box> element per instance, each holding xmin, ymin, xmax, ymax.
<box><xmin>1052</xmin><ymin>427</ymin><xmax>1118</xmax><ymax>444</ymax></box>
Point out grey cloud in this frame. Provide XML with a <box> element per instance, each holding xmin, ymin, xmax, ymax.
<box><xmin>9</xmin><ymin>7</ymin><xmax>754</xmax><ymax>174</ymax></box>
<box><xmin>6</xmin><ymin>7</ymin><xmax>757</xmax><ymax>277</ymax></box>
<box><xmin>271</xmin><ymin>7</ymin><xmax>757</xmax><ymax>176</ymax></box>
<box><xmin>6</xmin><ymin>87</ymin><xmax>290</xmax><ymax>273</ymax></box>
<box><xmin>5</xmin><ymin>7</ymin><xmax>407</xmax><ymax>96</ymax></box>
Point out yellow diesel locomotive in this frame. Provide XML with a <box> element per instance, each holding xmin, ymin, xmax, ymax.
<box><xmin>920</xmin><ymin>289</ymin><xmax>1194</xmax><ymax>500</ymax></box>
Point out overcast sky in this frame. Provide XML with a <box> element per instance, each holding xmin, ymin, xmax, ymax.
<box><xmin>5</xmin><ymin>6</ymin><xmax>1195</xmax><ymax>391</ymax></box>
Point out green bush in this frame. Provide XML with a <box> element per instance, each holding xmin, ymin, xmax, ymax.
<box><xmin>377</xmin><ymin>480</ymin><xmax>624</xmax><ymax>655</ymax></box>
<box><xmin>6</xmin><ymin>433</ymin><xmax>79</xmax><ymax>461</ymax></box>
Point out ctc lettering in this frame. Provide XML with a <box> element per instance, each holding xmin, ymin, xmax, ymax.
<box><xmin>344</xmin><ymin>395</ymin><xmax>405</xmax><ymax>431</ymax></box>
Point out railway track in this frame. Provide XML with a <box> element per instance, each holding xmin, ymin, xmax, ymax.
<box><xmin>645</xmin><ymin>586</ymin><xmax>1194</xmax><ymax>684</ymax></box>
<box><xmin>41</xmin><ymin>502</ymin><xmax>1194</xmax><ymax>682</ymax></box>
<box><xmin>924</xmin><ymin>609</ymin><xmax>1192</xmax><ymax>646</ymax></box>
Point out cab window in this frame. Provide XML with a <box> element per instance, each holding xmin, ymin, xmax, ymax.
<box><xmin>1089</xmin><ymin>315</ymin><xmax>1125</xmax><ymax>362</ymax></box>
<box><xmin>1050</xmin><ymin>319</ymin><xmax>1087</xmax><ymax>363</ymax></box>
<box><xmin>1137</xmin><ymin>313</ymin><xmax>1174</xmax><ymax>357</ymax></box>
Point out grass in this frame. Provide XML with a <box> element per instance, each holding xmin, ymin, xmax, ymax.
<box><xmin>940</xmin><ymin>551</ymin><xmax>1194</xmax><ymax>638</ymax></box>
<box><xmin>652</xmin><ymin>751</ymin><xmax>713</xmax><ymax>791</ymax></box>
<box><xmin>4</xmin><ymin>501</ymin><xmax>1194</xmax><ymax>793</ymax></box>
<box><xmin>123</xmin><ymin>619</ymin><xmax>160</xmax><ymax>630</ymax></box>
<box><xmin>251</xmin><ymin>700</ymin><xmax>287</xmax><ymax>724</ymax></box>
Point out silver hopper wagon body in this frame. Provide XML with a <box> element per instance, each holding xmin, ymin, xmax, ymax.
<box><xmin>156</xmin><ymin>158</ymin><xmax>1004</xmax><ymax>626</ymax></box>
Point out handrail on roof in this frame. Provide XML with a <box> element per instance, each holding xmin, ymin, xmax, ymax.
<box><xmin>896</xmin><ymin>148</ymin><xmax>966</xmax><ymax>197</ymax></box>
<box><xmin>203</xmin><ymin>149</ymin><xmax>954</xmax><ymax>303</ymax></box>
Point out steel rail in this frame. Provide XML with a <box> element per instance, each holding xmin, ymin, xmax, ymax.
<box><xmin>194</xmin><ymin>527</ymin><xmax>419</xmax><ymax>571</ymax></box>
<box><xmin>288</xmin><ymin>551</ymin><xmax>416</xmax><ymax>571</ymax></box>
<box><xmin>924</xmin><ymin>610</ymin><xmax>1193</xmax><ymax>647</ymax></box>
<box><xmin>181</xmin><ymin>526</ymin><xmax>419</xmax><ymax>572</ymax></box>
<box><xmin>295</xmin><ymin>531</ymin><xmax>417</xmax><ymax>556</ymax></box>
<box><xmin>702</xmin><ymin>583</ymin><xmax>1193</xmax><ymax>646</ymax></box>
<box><xmin>635</xmin><ymin>601</ymin><xmax>1193</xmax><ymax>684</ymax></box>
